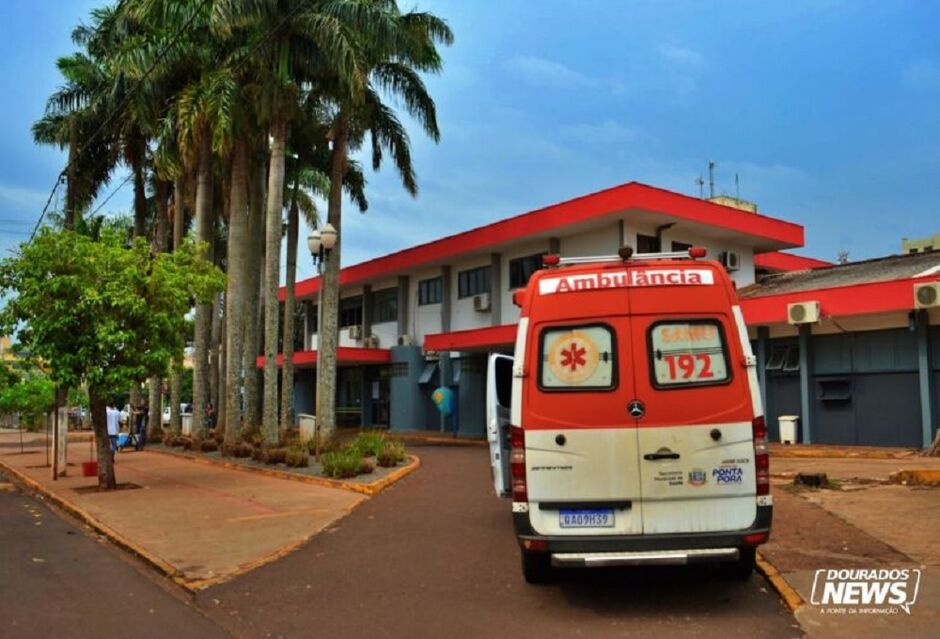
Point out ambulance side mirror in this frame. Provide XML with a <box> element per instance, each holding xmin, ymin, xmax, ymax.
<box><xmin>512</xmin><ymin>290</ymin><xmax>526</xmax><ymax>307</ymax></box>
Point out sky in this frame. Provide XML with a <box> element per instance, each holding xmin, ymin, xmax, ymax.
<box><xmin>1</xmin><ymin>1</ymin><xmax>939</xmax><ymax>283</ymax></box>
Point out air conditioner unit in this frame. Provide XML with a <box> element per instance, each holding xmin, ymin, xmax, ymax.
<box><xmin>787</xmin><ymin>301</ymin><xmax>820</xmax><ymax>325</ymax></box>
<box><xmin>363</xmin><ymin>336</ymin><xmax>380</xmax><ymax>348</ymax></box>
<box><xmin>914</xmin><ymin>281</ymin><xmax>940</xmax><ymax>308</ymax></box>
<box><xmin>347</xmin><ymin>325</ymin><xmax>363</xmax><ymax>340</ymax></box>
<box><xmin>720</xmin><ymin>251</ymin><xmax>741</xmax><ymax>272</ymax></box>
<box><xmin>473</xmin><ymin>293</ymin><xmax>491</xmax><ymax>312</ymax></box>
<box><xmin>397</xmin><ymin>334</ymin><xmax>414</xmax><ymax>346</ymax></box>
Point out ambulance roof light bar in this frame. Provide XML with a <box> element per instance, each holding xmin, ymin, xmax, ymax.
<box><xmin>544</xmin><ymin>246</ymin><xmax>707</xmax><ymax>267</ymax></box>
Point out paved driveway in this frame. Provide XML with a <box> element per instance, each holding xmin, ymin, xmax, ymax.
<box><xmin>198</xmin><ymin>446</ymin><xmax>799</xmax><ymax>638</ymax></box>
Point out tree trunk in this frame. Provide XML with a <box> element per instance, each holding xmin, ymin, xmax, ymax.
<box><xmin>170</xmin><ymin>176</ymin><xmax>186</xmax><ymax>434</ymax></box>
<box><xmin>317</xmin><ymin>121</ymin><xmax>349</xmax><ymax>443</ymax></box>
<box><xmin>280</xmin><ymin>178</ymin><xmax>300</xmax><ymax>434</ymax></box>
<box><xmin>223</xmin><ymin>140</ymin><xmax>250</xmax><ymax>448</ymax></box>
<box><xmin>89</xmin><ymin>390</ymin><xmax>115</xmax><ymax>490</ymax></box>
<box><xmin>148</xmin><ymin>377</ymin><xmax>161</xmax><ymax>440</ymax></box>
<box><xmin>192</xmin><ymin>126</ymin><xmax>214</xmax><ymax>439</ymax></box>
<box><xmin>262</xmin><ymin>118</ymin><xmax>287</xmax><ymax>445</ymax></box>
<box><xmin>131</xmin><ymin>145</ymin><xmax>147</xmax><ymax>240</ymax></box>
<box><xmin>242</xmin><ymin>157</ymin><xmax>265</xmax><ymax>432</ymax></box>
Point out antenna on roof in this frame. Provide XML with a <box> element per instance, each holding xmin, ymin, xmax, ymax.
<box><xmin>695</xmin><ymin>175</ymin><xmax>705</xmax><ymax>199</ymax></box>
<box><xmin>735</xmin><ymin>173</ymin><xmax>740</xmax><ymax>199</ymax></box>
<box><xmin>708</xmin><ymin>161</ymin><xmax>716</xmax><ymax>198</ymax></box>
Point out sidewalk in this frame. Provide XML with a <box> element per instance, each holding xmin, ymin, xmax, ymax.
<box><xmin>0</xmin><ymin>434</ymin><xmax>365</xmax><ymax>590</ymax></box>
<box><xmin>763</xmin><ymin>455</ymin><xmax>939</xmax><ymax>638</ymax></box>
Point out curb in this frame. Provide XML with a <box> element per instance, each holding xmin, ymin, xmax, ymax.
<box><xmin>756</xmin><ymin>551</ymin><xmax>805</xmax><ymax>613</ymax></box>
<box><xmin>0</xmin><ymin>458</ymin><xmax>190</xmax><ymax>590</ymax></box>
<box><xmin>392</xmin><ymin>433</ymin><xmax>487</xmax><ymax>448</ymax></box>
<box><xmin>147</xmin><ymin>446</ymin><xmax>420</xmax><ymax>496</ymax></box>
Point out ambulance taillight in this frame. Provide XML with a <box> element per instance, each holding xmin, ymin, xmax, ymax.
<box><xmin>753</xmin><ymin>416</ymin><xmax>770</xmax><ymax>496</ymax></box>
<box><xmin>510</xmin><ymin>426</ymin><xmax>527</xmax><ymax>502</ymax></box>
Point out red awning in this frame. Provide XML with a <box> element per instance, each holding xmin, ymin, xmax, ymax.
<box><xmin>754</xmin><ymin>251</ymin><xmax>832</xmax><ymax>272</ymax></box>
<box><xmin>423</xmin><ymin>324</ymin><xmax>517</xmax><ymax>352</ymax></box>
<box><xmin>256</xmin><ymin>347</ymin><xmax>391</xmax><ymax>368</ymax></box>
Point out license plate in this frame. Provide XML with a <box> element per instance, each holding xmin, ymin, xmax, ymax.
<box><xmin>559</xmin><ymin>509</ymin><xmax>614</xmax><ymax>528</ymax></box>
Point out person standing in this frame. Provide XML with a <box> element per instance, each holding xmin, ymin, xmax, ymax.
<box><xmin>134</xmin><ymin>399</ymin><xmax>149</xmax><ymax>451</ymax></box>
<box><xmin>105</xmin><ymin>403</ymin><xmax>120</xmax><ymax>459</ymax></box>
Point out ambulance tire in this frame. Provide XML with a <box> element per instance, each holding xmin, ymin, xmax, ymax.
<box><xmin>722</xmin><ymin>548</ymin><xmax>756</xmax><ymax>581</ymax></box>
<box><xmin>521</xmin><ymin>550</ymin><xmax>553</xmax><ymax>584</ymax></box>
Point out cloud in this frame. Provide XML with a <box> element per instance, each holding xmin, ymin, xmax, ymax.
<box><xmin>0</xmin><ymin>183</ymin><xmax>49</xmax><ymax>210</ymax></box>
<box><xmin>900</xmin><ymin>60</ymin><xmax>940</xmax><ymax>93</ymax></box>
<box><xmin>659</xmin><ymin>43</ymin><xmax>705</xmax><ymax>68</ymax></box>
<box><xmin>559</xmin><ymin>120</ymin><xmax>639</xmax><ymax>145</ymax></box>
<box><xmin>505</xmin><ymin>55</ymin><xmax>624</xmax><ymax>92</ymax></box>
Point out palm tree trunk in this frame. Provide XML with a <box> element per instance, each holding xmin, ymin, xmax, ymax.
<box><xmin>192</xmin><ymin>126</ymin><xmax>214</xmax><ymax>439</ymax></box>
<box><xmin>317</xmin><ymin>121</ymin><xmax>349</xmax><ymax>443</ymax></box>
<box><xmin>223</xmin><ymin>140</ymin><xmax>250</xmax><ymax>449</ymax></box>
<box><xmin>242</xmin><ymin>158</ymin><xmax>265</xmax><ymax>432</ymax></box>
<box><xmin>132</xmin><ymin>149</ymin><xmax>147</xmax><ymax>240</ymax></box>
<box><xmin>148</xmin><ymin>179</ymin><xmax>171</xmax><ymax>439</ymax></box>
<box><xmin>262</xmin><ymin>118</ymin><xmax>287</xmax><ymax>446</ymax></box>
<box><xmin>169</xmin><ymin>176</ymin><xmax>186</xmax><ymax>435</ymax></box>
<box><xmin>210</xmin><ymin>291</ymin><xmax>222</xmax><ymax>426</ymax></box>
<box><xmin>279</xmin><ymin>177</ymin><xmax>300</xmax><ymax>435</ymax></box>
<box><xmin>65</xmin><ymin>118</ymin><xmax>78</xmax><ymax>231</ymax></box>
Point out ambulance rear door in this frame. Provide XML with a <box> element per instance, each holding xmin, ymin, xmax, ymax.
<box><xmin>486</xmin><ymin>353</ymin><xmax>513</xmax><ymax>497</ymax></box>
<box><xmin>629</xmin><ymin>295</ymin><xmax>758</xmax><ymax>534</ymax></box>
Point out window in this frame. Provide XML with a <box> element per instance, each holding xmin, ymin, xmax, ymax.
<box><xmin>373</xmin><ymin>288</ymin><xmax>398</xmax><ymax>323</ymax></box>
<box><xmin>671</xmin><ymin>241</ymin><xmax>692</xmax><ymax>252</ymax></box>
<box><xmin>457</xmin><ymin>266</ymin><xmax>491</xmax><ymax>298</ymax></box>
<box><xmin>509</xmin><ymin>253</ymin><xmax>546</xmax><ymax>289</ymax></box>
<box><xmin>539</xmin><ymin>324</ymin><xmax>616</xmax><ymax>391</ymax></box>
<box><xmin>339</xmin><ymin>296</ymin><xmax>363</xmax><ymax>328</ymax></box>
<box><xmin>648</xmin><ymin>320</ymin><xmax>730</xmax><ymax>388</ymax></box>
<box><xmin>418</xmin><ymin>277</ymin><xmax>443</xmax><ymax>305</ymax></box>
<box><xmin>637</xmin><ymin>234</ymin><xmax>661</xmax><ymax>253</ymax></box>
<box><xmin>308</xmin><ymin>304</ymin><xmax>318</xmax><ymax>333</ymax></box>
<box><xmin>765</xmin><ymin>344</ymin><xmax>799</xmax><ymax>372</ymax></box>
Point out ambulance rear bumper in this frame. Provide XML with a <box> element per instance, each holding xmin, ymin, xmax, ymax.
<box><xmin>513</xmin><ymin>504</ymin><xmax>772</xmax><ymax>560</ymax></box>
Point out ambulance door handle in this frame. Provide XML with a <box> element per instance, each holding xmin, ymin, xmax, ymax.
<box><xmin>644</xmin><ymin>451</ymin><xmax>680</xmax><ymax>461</ymax></box>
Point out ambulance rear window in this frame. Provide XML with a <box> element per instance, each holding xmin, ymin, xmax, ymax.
<box><xmin>539</xmin><ymin>324</ymin><xmax>616</xmax><ymax>391</ymax></box>
<box><xmin>648</xmin><ymin>320</ymin><xmax>730</xmax><ymax>389</ymax></box>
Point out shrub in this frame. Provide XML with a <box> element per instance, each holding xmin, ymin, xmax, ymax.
<box><xmin>265</xmin><ymin>447</ymin><xmax>287</xmax><ymax>465</ymax></box>
<box><xmin>359</xmin><ymin>456</ymin><xmax>376</xmax><ymax>474</ymax></box>
<box><xmin>162</xmin><ymin>431</ymin><xmax>175</xmax><ymax>446</ymax></box>
<box><xmin>251</xmin><ymin>445</ymin><xmax>265</xmax><ymax>462</ymax></box>
<box><xmin>234</xmin><ymin>442</ymin><xmax>253</xmax><ymax>458</ymax></box>
<box><xmin>285</xmin><ymin>449</ymin><xmax>309</xmax><ymax>468</ymax></box>
<box><xmin>321</xmin><ymin>447</ymin><xmax>361</xmax><ymax>479</ymax></box>
<box><xmin>213</xmin><ymin>431</ymin><xmax>224</xmax><ymax>446</ymax></box>
<box><xmin>377</xmin><ymin>440</ymin><xmax>406</xmax><ymax>468</ymax></box>
<box><xmin>307</xmin><ymin>434</ymin><xmax>339</xmax><ymax>456</ymax></box>
<box><xmin>352</xmin><ymin>431</ymin><xmax>387</xmax><ymax>458</ymax></box>
<box><xmin>220</xmin><ymin>442</ymin><xmax>239</xmax><ymax>457</ymax></box>
<box><xmin>200</xmin><ymin>439</ymin><xmax>218</xmax><ymax>453</ymax></box>
<box><xmin>181</xmin><ymin>436</ymin><xmax>195</xmax><ymax>451</ymax></box>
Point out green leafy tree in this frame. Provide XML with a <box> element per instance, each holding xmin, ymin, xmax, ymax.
<box><xmin>0</xmin><ymin>370</ymin><xmax>56</xmax><ymax>430</ymax></box>
<box><xmin>0</xmin><ymin>229</ymin><xmax>223</xmax><ymax>488</ymax></box>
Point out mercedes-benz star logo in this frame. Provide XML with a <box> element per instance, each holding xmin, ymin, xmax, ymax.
<box><xmin>628</xmin><ymin>399</ymin><xmax>645</xmax><ymax>418</ymax></box>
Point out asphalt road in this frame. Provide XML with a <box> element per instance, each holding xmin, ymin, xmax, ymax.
<box><xmin>0</xmin><ymin>476</ymin><xmax>228</xmax><ymax>639</ymax></box>
<box><xmin>196</xmin><ymin>446</ymin><xmax>801</xmax><ymax>639</ymax></box>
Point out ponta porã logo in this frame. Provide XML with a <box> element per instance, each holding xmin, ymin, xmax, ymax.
<box><xmin>810</xmin><ymin>568</ymin><xmax>922</xmax><ymax>615</ymax></box>
<box><xmin>688</xmin><ymin>469</ymin><xmax>707</xmax><ymax>487</ymax></box>
<box><xmin>538</xmin><ymin>269</ymin><xmax>714</xmax><ymax>295</ymax></box>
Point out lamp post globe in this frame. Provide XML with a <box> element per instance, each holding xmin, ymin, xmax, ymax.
<box><xmin>320</xmin><ymin>223</ymin><xmax>338</xmax><ymax>250</ymax></box>
<box><xmin>307</xmin><ymin>230</ymin><xmax>322</xmax><ymax>257</ymax></box>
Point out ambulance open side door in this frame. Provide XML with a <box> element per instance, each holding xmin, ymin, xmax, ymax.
<box><xmin>486</xmin><ymin>353</ymin><xmax>514</xmax><ymax>497</ymax></box>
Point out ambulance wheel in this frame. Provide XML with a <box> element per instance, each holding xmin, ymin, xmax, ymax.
<box><xmin>521</xmin><ymin>550</ymin><xmax>553</xmax><ymax>584</ymax></box>
<box><xmin>723</xmin><ymin>548</ymin><xmax>756</xmax><ymax>581</ymax></box>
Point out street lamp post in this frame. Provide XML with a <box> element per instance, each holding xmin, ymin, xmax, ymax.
<box><xmin>307</xmin><ymin>223</ymin><xmax>337</xmax><ymax>448</ymax></box>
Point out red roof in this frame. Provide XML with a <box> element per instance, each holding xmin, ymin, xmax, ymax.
<box><xmin>754</xmin><ymin>251</ymin><xmax>832</xmax><ymax>272</ymax></box>
<box><xmin>285</xmin><ymin>182</ymin><xmax>804</xmax><ymax>301</ymax></box>
<box><xmin>423</xmin><ymin>324</ymin><xmax>518</xmax><ymax>352</ymax></box>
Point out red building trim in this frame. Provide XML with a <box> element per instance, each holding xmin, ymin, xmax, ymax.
<box><xmin>423</xmin><ymin>324</ymin><xmax>518</xmax><ymax>352</ymax></box>
<box><xmin>286</xmin><ymin>182</ymin><xmax>804</xmax><ymax>301</ymax></box>
<box><xmin>740</xmin><ymin>276</ymin><xmax>938</xmax><ymax>325</ymax></box>
<box><xmin>754</xmin><ymin>251</ymin><xmax>832</xmax><ymax>272</ymax></box>
<box><xmin>256</xmin><ymin>347</ymin><xmax>391</xmax><ymax>368</ymax></box>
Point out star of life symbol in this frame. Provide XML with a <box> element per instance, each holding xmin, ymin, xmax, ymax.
<box><xmin>560</xmin><ymin>342</ymin><xmax>587</xmax><ymax>371</ymax></box>
<box><xmin>548</xmin><ymin>331</ymin><xmax>599</xmax><ymax>385</ymax></box>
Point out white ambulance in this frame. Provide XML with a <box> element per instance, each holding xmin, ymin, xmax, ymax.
<box><xmin>487</xmin><ymin>246</ymin><xmax>771</xmax><ymax>583</ymax></box>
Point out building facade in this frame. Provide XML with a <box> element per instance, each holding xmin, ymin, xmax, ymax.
<box><xmin>270</xmin><ymin>181</ymin><xmax>940</xmax><ymax>448</ymax></box>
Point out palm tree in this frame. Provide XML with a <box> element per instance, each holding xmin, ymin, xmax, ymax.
<box><xmin>316</xmin><ymin>5</ymin><xmax>452</xmax><ymax>441</ymax></box>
